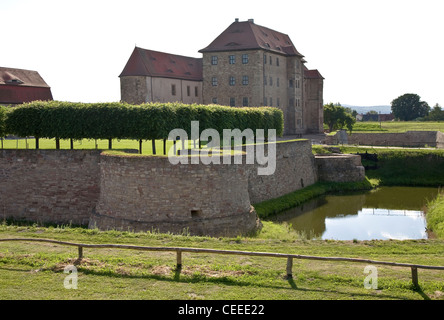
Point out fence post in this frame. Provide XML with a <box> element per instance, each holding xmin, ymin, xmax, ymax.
<box><xmin>176</xmin><ymin>250</ymin><xmax>182</xmax><ymax>269</ymax></box>
<box><xmin>286</xmin><ymin>257</ymin><xmax>293</xmax><ymax>278</ymax></box>
<box><xmin>78</xmin><ymin>246</ymin><xmax>83</xmax><ymax>260</ymax></box>
<box><xmin>411</xmin><ymin>267</ymin><xmax>419</xmax><ymax>288</ymax></box>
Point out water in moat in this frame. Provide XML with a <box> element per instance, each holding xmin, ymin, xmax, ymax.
<box><xmin>270</xmin><ymin>186</ymin><xmax>440</xmax><ymax>240</ymax></box>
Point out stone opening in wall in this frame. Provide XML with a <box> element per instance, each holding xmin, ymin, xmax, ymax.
<box><xmin>301</xmin><ymin>178</ymin><xmax>304</xmax><ymax>188</ymax></box>
<box><xmin>191</xmin><ymin>210</ymin><xmax>202</xmax><ymax>218</ymax></box>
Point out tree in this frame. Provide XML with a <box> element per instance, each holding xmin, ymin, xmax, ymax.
<box><xmin>425</xmin><ymin>103</ymin><xmax>444</xmax><ymax>121</ymax></box>
<box><xmin>391</xmin><ymin>93</ymin><xmax>430</xmax><ymax>121</ymax></box>
<box><xmin>323</xmin><ymin>103</ymin><xmax>356</xmax><ymax>133</ymax></box>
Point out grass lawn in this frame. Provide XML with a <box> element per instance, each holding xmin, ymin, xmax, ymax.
<box><xmin>352</xmin><ymin>121</ymin><xmax>444</xmax><ymax>133</ymax></box>
<box><xmin>1</xmin><ymin>138</ymin><xmax>175</xmax><ymax>155</ymax></box>
<box><xmin>0</xmin><ymin>223</ymin><xmax>443</xmax><ymax>301</ymax></box>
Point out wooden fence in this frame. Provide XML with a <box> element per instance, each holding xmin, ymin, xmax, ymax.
<box><xmin>1</xmin><ymin>237</ymin><xmax>444</xmax><ymax>288</ymax></box>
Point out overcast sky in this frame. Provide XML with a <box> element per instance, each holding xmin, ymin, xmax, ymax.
<box><xmin>2</xmin><ymin>0</ymin><xmax>442</xmax><ymax>107</ymax></box>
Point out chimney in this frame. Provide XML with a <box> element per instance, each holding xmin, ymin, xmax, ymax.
<box><xmin>248</xmin><ymin>19</ymin><xmax>254</xmax><ymax>23</ymax></box>
<box><xmin>235</xmin><ymin>18</ymin><xmax>239</xmax><ymax>22</ymax></box>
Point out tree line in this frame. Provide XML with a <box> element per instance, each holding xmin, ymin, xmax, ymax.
<box><xmin>0</xmin><ymin>101</ymin><xmax>284</xmax><ymax>152</ymax></box>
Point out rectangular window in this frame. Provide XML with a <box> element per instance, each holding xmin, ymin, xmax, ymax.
<box><xmin>263</xmin><ymin>97</ymin><xmax>268</xmax><ymax>106</ymax></box>
<box><xmin>229</xmin><ymin>76</ymin><xmax>236</xmax><ymax>86</ymax></box>
<box><xmin>212</xmin><ymin>97</ymin><xmax>218</xmax><ymax>104</ymax></box>
<box><xmin>269</xmin><ymin>56</ymin><xmax>272</xmax><ymax>65</ymax></box>
<box><xmin>277</xmin><ymin>98</ymin><xmax>280</xmax><ymax>107</ymax></box>
<box><xmin>171</xmin><ymin>84</ymin><xmax>176</xmax><ymax>96</ymax></box>
<box><xmin>276</xmin><ymin>57</ymin><xmax>280</xmax><ymax>66</ymax></box>
<box><xmin>230</xmin><ymin>97</ymin><xmax>235</xmax><ymax>107</ymax></box>
<box><xmin>211</xmin><ymin>56</ymin><xmax>218</xmax><ymax>65</ymax></box>
<box><xmin>269</xmin><ymin>77</ymin><xmax>273</xmax><ymax>86</ymax></box>
<box><xmin>264</xmin><ymin>54</ymin><xmax>267</xmax><ymax>64</ymax></box>
<box><xmin>242</xmin><ymin>54</ymin><xmax>249</xmax><ymax>64</ymax></box>
<box><xmin>187</xmin><ymin>86</ymin><xmax>190</xmax><ymax>97</ymax></box>
<box><xmin>212</xmin><ymin>77</ymin><xmax>218</xmax><ymax>86</ymax></box>
<box><xmin>243</xmin><ymin>97</ymin><xmax>249</xmax><ymax>107</ymax></box>
<box><xmin>195</xmin><ymin>86</ymin><xmax>198</xmax><ymax>97</ymax></box>
<box><xmin>264</xmin><ymin>76</ymin><xmax>267</xmax><ymax>86</ymax></box>
<box><xmin>277</xmin><ymin>78</ymin><xmax>280</xmax><ymax>87</ymax></box>
<box><xmin>289</xmin><ymin>79</ymin><xmax>294</xmax><ymax>87</ymax></box>
<box><xmin>297</xmin><ymin>118</ymin><xmax>302</xmax><ymax>128</ymax></box>
<box><xmin>242</xmin><ymin>75</ymin><xmax>249</xmax><ymax>85</ymax></box>
<box><xmin>269</xmin><ymin>97</ymin><xmax>273</xmax><ymax>106</ymax></box>
<box><xmin>229</xmin><ymin>55</ymin><xmax>236</xmax><ymax>64</ymax></box>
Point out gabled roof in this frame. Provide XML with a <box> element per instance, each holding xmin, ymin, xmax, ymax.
<box><xmin>0</xmin><ymin>67</ymin><xmax>53</xmax><ymax>104</ymax></box>
<box><xmin>0</xmin><ymin>67</ymin><xmax>51</xmax><ymax>88</ymax></box>
<box><xmin>304</xmin><ymin>68</ymin><xmax>324</xmax><ymax>80</ymax></box>
<box><xmin>199</xmin><ymin>19</ymin><xmax>304</xmax><ymax>57</ymax></box>
<box><xmin>119</xmin><ymin>47</ymin><xmax>203</xmax><ymax>81</ymax></box>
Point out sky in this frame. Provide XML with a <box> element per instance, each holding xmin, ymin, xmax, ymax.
<box><xmin>2</xmin><ymin>0</ymin><xmax>443</xmax><ymax>107</ymax></box>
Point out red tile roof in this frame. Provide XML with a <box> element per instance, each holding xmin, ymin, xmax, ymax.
<box><xmin>119</xmin><ymin>47</ymin><xmax>203</xmax><ymax>81</ymax></box>
<box><xmin>199</xmin><ymin>19</ymin><xmax>304</xmax><ymax>57</ymax></box>
<box><xmin>0</xmin><ymin>67</ymin><xmax>53</xmax><ymax>104</ymax></box>
<box><xmin>304</xmin><ymin>69</ymin><xmax>324</xmax><ymax>79</ymax></box>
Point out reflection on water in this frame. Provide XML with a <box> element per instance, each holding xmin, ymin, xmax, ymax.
<box><xmin>270</xmin><ymin>186</ymin><xmax>439</xmax><ymax>240</ymax></box>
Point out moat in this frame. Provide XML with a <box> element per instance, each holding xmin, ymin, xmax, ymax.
<box><xmin>270</xmin><ymin>186</ymin><xmax>440</xmax><ymax>240</ymax></box>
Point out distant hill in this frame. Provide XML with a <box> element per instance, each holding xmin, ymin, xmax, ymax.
<box><xmin>342</xmin><ymin>104</ymin><xmax>392</xmax><ymax>114</ymax></box>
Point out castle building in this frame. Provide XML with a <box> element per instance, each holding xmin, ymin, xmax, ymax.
<box><xmin>119</xmin><ymin>19</ymin><xmax>324</xmax><ymax>135</ymax></box>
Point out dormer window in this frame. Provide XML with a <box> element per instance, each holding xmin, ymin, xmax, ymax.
<box><xmin>6</xmin><ymin>79</ymin><xmax>23</xmax><ymax>85</ymax></box>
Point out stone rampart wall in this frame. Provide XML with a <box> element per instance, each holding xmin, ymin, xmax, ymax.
<box><xmin>91</xmin><ymin>153</ymin><xmax>259</xmax><ymax>236</ymax></box>
<box><xmin>0</xmin><ymin>139</ymin><xmax>363</xmax><ymax>236</ymax></box>
<box><xmin>0</xmin><ymin>150</ymin><xmax>101</xmax><ymax>225</ymax></box>
<box><xmin>315</xmin><ymin>154</ymin><xmax>365</xmax><ymax>183</ymax></box>
<box><xmin>247</xmin><ymin>140</ymin><xmax>317</xmax><ymax>204</ymax></box>
<box><xmin>325</xmin><ymin>130</ymin><xmax>443</xmax><ymax>148</ymax></box>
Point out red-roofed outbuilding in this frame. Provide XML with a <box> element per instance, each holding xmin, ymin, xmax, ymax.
<box><xmin>0</xmin><ymin>67</ymin><xmax>53</xmax><ymax>106</ymax></box>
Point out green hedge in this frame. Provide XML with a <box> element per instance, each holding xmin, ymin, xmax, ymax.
<box><xmin>5</xmin><ymin>101</ymin><xmax>284</xmax><ymax>141</ymax></box>
<box><xmin>0</xmin><ymin>106</ymin><xmax>7</xmax><ymax>137</ymax></box>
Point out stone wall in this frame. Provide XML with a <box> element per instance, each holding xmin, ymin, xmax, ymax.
<box><xmin>0</xmin><ymin>150</ymin><xmax>101</xmax><ymax>225</ymax></box>
<box><xmin>325</xmin><ymin>130</ymin><xmax>444</xmax><ymax>148</ymax></box>
<box><xmin>247</xmin><ymin>139</ymin><xmax>317</xmax><ymax>204</ymax></box>
<box><xmin>91</xmin><ymin>153</ymin><xmax>260</xmax><ymax>236</ymax></box>
<box><xmin>315</xmin><ymin>153</ymin><xmax>365</xmax><ymax>183</ymax></box>
<box><xmin>120</xmin><ymin>76</ymin><xmax>203</xmax><ymax>105</ymax></box>
<box><xmin>0</xmin><ymin>139</ymin><xmax>364</xmax><ymax>236</ymax></box>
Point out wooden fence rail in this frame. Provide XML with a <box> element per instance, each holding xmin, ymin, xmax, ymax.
<box><xmin>1</xmin><ymin>237</ymin><xmax>444</xmax><ymax>288</ymax></box>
